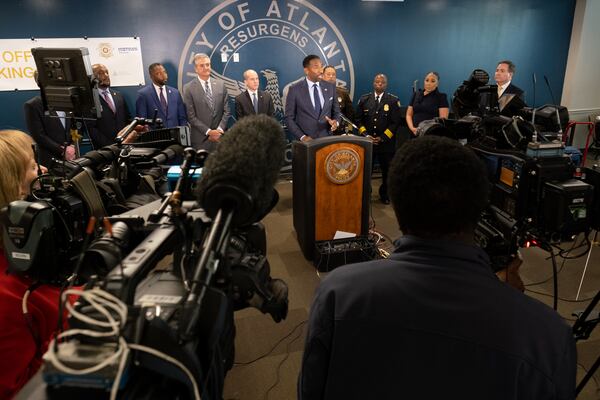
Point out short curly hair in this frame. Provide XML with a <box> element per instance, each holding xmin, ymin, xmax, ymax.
<box><xmin>388</xmin><ymin>136</ymin><xmax>489</xmax><ymax>237</ymax></box>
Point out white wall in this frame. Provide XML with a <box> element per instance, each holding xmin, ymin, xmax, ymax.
<box><xmin>561</xmin><ymin>0</ymin><xmax>600</xmax><ymax>147</ymax></box>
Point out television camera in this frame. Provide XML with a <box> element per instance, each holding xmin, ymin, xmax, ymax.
<box><xmin>2</xmin><ymin>46</ymin><xmax>290</xmax><ymax>399</ymax></box>
<box><xmin>419</xmin><ymin>69</ymin><xmax>599</xmax><ymax>273</ymax></box>
<box><xmin>3</xmin><ymin>115</ymin><xmax>289</xmax><ymax>400</ymax></box>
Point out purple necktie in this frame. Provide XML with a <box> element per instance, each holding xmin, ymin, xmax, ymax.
<box><xmin>159</xmin><ymin>86</ymin><xmax>168</xmax><ymax>113</ymax></box>
<box><xmin>102</xmin><ymin>90</ymin><xmax>115</xmax><ymax>113</ymax></box>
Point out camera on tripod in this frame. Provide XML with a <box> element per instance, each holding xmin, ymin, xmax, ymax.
<box><xmin>419</xmin><ymin>69</ymin><xmax>599</xmax><ymax>271</ymax></box>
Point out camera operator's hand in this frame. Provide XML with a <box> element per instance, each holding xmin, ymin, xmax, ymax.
<box><xmin>495</xmin><ymin>251</ymin><xmax>525</xmax><ymax>292</ymax></box>
<box><xmin>64</xmin><ymin>145</ymin><xmax>76</xmax><ymax>160</ymax></box>
<box><xmin>207</xmin><ymin>129</ymin><xmax>223</xmax><ymax>142</ymax></box>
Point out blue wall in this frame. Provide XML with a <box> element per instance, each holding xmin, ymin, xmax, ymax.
<box><xmin>0</xmin><ymin>0</ymin><xmax>575</xmax><ymax>131</ymax></box>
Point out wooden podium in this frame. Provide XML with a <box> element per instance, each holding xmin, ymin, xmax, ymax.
<box><xmin>292</xmin><ymin>136</ymin><xmax>372</xmax><ymax>260</ymax></box>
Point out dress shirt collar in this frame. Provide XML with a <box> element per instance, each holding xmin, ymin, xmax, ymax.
<box><xmin>498</xmin><ymin>81</ymin><xmax>511</xmax><ymax>96</ymax></box>
<box><xmin>153</xmin><ymin>82</ymin><xmax>166</xmax><ymax>92</ymax></box>
<box><xmin>306</xmin><ymin>77</ymin><xmax>320</xmax><ymax>87</ymax></box>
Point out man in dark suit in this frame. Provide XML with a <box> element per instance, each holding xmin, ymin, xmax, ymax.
<box><xmin>299</xmin><ymin>136</ymin><xmax>576</xmax><ymax>400</ymax></box>
<box><xmin>356</xmin><ymin>73</ymin><xmax>401</xmax><ymax>204</ymax></box>
<box><xmin>322</xmin><ymin>65</ymin><xmax>354</xmax><ymax>135</ymax></box>
<box><xmin>88</xmin><ymin>64</ymin><xmax>131</xmax><ymax>149</ymax></box>
<box><xmin>284</xmin><ymin>55</ymin><xmax>341</xmax><ymax>141</ymax></box>
<box><xmin>23</xmin><ymin>93</ymin><xmax>74</xmax><ymax>167</ymax></box>
<box><xmin>136</xmin><ymin>63</ymin><xmax>188</xmax><ymax>129</ymax></box>
<box><xmin>234</xmin><ymin>69</ymin><xmax>274</xmax><ymax>120</ymax></box>
<box><xmin>183</xmin><ymin>53</ymin><xmax>230</xmax><ymax>151</ymax></box>
<box><xmin>495</xmin><ymin>60</ymin><xmax>526</xmax><ymax>116</ymax></box>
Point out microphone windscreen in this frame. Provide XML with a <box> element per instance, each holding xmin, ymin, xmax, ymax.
<box><xmin>196</xmin><ymin>115</ymin><xmax>285</xmax><ymax>226</ymax></box>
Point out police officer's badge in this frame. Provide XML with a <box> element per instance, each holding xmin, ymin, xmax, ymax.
<box><xmin>383</xmin><ymin>104</ymin><xmax>389</xmax><ymax>112</ymax></box>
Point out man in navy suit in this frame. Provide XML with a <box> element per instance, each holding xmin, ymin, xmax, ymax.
<box><xmin>234</xmin><ymin>69</ymin><xmax>274</xmax><ymax>120</ymax></box>
<box><xmin>136</xmin><ymin>63</ymin><xmax>187</xmax><ymax>128</ymax></box>
<box><xmin>285</xmin><ymin>55</ymin><xmax>341</xmax><ymax>141</ymax></box>
<box><xmin>495</xmin><ymin>60</ymin><xmax>526</xmax><ymax>116</ymax></box>
<box><xmin>88</xmin><ymin>64</ymin><xmax>131</xmax><ymax>149</ymax></box>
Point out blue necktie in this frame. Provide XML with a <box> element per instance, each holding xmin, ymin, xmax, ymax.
<box><xmin>313</xmin><ymin>83</ymin><xmax>322</xmax><ymax>115</ymax></box>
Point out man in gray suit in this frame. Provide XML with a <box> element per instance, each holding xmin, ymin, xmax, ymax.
<box><xmin>183</xmin><ymin>53</ymin><xmax>230</xmax><ymax>151</ymax></box>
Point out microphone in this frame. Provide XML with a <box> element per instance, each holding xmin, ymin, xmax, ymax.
<box><xmin>196</xmin><ymin>114</ymin><xmax>285</xmax><ymax>227</ymax></box>
<box><xmin>531</xmin><ymin>73</ymin><xmax>537</xmax><ymax>126</ymax></box>
<box><xmin>544</xmin><ymin>75</ymin><xmax>563</xmax><ymax>135</ymax></box>
<box><xmin>413</xmin><ymin>79</ymin><xmax>418</xmax><ymax>93</ymax></box>
<box><xmin>144</xmin><ymin>144</ymin><xmax>184</xmax><ymax>167</ymax></box>
<box><xmin>544</xmin><ymin>75</ymin><xmax>558</xmax><ymax>105</ymax></box>
<box><xmin>339</xmin><ymin>112</ymin><xmax>358</xmax><ymax>131</ymax></box>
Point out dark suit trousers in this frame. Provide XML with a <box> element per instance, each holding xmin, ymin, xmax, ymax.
<box><xmin>373</xmin><ymin>150</ymin><xmax>393</xmax><ymax>200</ymax></box>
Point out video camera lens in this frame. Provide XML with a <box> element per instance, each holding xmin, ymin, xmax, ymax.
<box><xmin>79</xmin><ymin>221</ymin><xmax>131</xmax><ymax>278</ymax></box>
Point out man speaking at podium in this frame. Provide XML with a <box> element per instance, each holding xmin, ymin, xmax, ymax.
<box><xmin>285</xmin><ymin>55</ymin><xmax>341</xmax><ymax>142</ymax></box>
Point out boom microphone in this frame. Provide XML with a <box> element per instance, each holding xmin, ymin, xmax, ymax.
<box><xmin>196</xmin><ymin>114</ymin><xmax>285</xmax><ymax>227</ymax></box>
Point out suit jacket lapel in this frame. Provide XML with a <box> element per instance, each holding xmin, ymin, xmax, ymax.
<box><xmin>319</xmin><ymin>84</ymin><xmax>331</xmax><ymax>118</ymax></box>
<box><xmin>244</xmin><ymin>90</ymin><xmax>255</xmax><ymax>114</ymax></box>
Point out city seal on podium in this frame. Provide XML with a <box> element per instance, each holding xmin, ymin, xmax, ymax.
<box><xmin>325</xmin><ymin>148</ymin><xmax>360</xmax><ymax>184</ymax></box>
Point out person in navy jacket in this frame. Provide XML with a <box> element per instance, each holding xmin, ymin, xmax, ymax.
<box><xmin>284</xmin><ymin>55</ymin><xmax>341</xmax><ymax>141</ymax></box>
<box><xmin>136</xmin><ymin>63</ymin><xmax>187</xmax><ymax>128</ymax></box>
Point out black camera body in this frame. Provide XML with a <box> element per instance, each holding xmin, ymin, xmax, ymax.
<box><xmin>425</xmin><ymin>69</ymin><xmax>598</xmax><ymax>270</ymax></box>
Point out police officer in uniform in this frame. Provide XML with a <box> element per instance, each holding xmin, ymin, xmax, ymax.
<box><xmin>322</xmin><ymin>65</ymin><xmax>354</xmax><ymax>135</ymax></box>
<box><xmin>356</xmin><ymin>73</ymin><xmax>401</xmax><ymax>204</ymax></box>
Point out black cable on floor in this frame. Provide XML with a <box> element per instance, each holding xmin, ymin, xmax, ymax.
<box><xmin>233</xmin><ymin>320</ymin><xmax>307</xmax><ymax>366</ymax></box>
<box><xmin>525</xmin><ymin>288</ymin><xmax>596</xmax><ymax>303</ymax></box>
<box><xmin>263</xmin><ymin>319</ymin><xmax>306</xmax><ymax>400</ymax></box>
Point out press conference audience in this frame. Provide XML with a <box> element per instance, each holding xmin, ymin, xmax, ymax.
<box><xmin>0</xmin><ymin>130</ymin><xmax>62</xmax><ymax>399</ymax></box>
<box><xmin>405</xmin><ymin>71</ymin><xmax>449</xmax><ymax>135</ymax></box>
<box><xmin>299</xmin><ymin>136</ymin><xmax>576</xmax><ymax>399</ymax></box>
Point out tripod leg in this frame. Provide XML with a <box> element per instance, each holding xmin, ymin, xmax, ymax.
<box><xmin>576</xmin><ymin>354</ymin><xmax>600</xmax><ymax>396</ymax></box>
<box><xmin>576</xmin><ymin>231</ymin><xmax>598</xmax><ymax>300</ymax></box>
